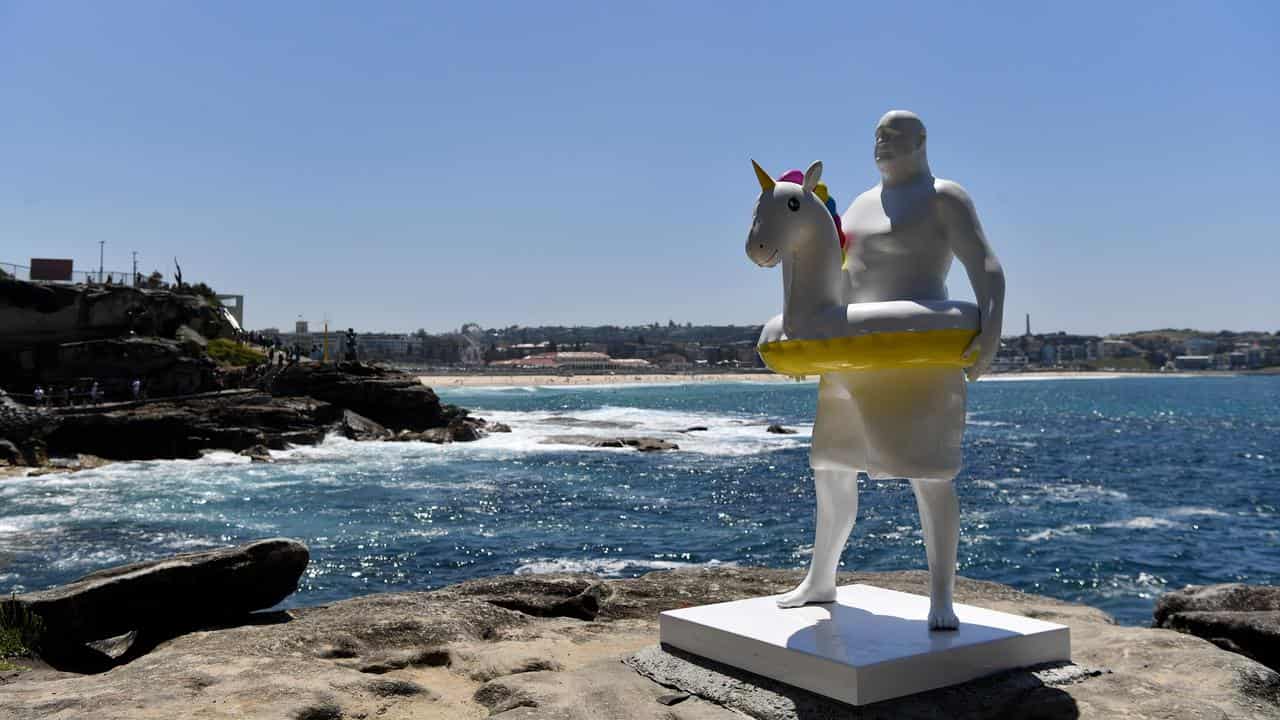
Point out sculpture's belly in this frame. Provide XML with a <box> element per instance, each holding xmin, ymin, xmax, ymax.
<box><xmin>846</xmin><ymin>236</ymin><xmax>952</xmax><ymax>303</ymax></box>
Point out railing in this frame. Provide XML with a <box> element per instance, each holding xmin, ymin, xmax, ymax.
<box><xmin>1</xmin><ymin>262</ymin><xmax>151</xmax><ymax>286</ymax></box>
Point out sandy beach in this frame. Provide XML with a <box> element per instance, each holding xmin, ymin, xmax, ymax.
<box><xmin>416</xmin><ymin>372</ymin><xmax>803</xmax><ymax>387</ymax></box>
<box><xmin>415</xmin><ymin>370</ymin><xmax>1207</xmax><ymax>388</ymax></box>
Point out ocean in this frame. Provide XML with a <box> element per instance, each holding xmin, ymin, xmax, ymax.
<box><xmin>1</xmin><ymin>375</ymin><xmax>1276</xmax><ymax>626</ymax></box>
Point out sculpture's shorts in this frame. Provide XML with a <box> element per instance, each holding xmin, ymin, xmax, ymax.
<box><xmin>809</xmin><ymin>366</ymin><xmax>966</xmax><ymax>481</ymax></box>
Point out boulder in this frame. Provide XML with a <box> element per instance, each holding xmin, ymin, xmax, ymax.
<box><xmin>238</xmin><ymin>444</ymin><xmax>273</xmax><ymax>463</ymax></box>
<box><xmin>9</xmin><ymin>538</ymin><xmax>309</xmax><ymax>649</ymax></box>
<box><xmin>489</xmin><ymin>422</ymin><xmax>512</xmax><ymax>433</ymax></box>
<box><xmin>339</xmin><ymin>410</ymin><xmax>390</xmax><ymax>441</ymax></box>
<box><xmin>447</xmin><ymin>418</ymin><xmax>485</xmax><ymax>442</ymax></box>
<box><xmin>1155</xmin><ymin>583</ymin><xmax>1280</xmax><ymax>671</ymax></box>
<box><xmin>766</xmin><ymin>424</ymin><xmax>797</xmax><ymax>435</ymax></box>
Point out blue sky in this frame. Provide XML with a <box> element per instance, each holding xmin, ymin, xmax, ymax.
<box><xmin>2</xmin><ymin>1</ymin><xmax>1276</xmax><ymax>334</ymax></box>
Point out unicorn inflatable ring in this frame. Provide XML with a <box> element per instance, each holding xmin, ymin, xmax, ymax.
<box><xmin>747</xmin><ymin>110</ymin><xmax>1006</xmax><ymax>630</ymax></box>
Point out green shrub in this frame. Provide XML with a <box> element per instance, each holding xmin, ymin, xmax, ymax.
<box><xmin>0</xmin><ymin>596</ymin><xmax>43</xmax><ymax>668</ymax></box>
<box><xmin>207</xmin><ymin>338</ymin><xmax>267</xmax><ymax>367</ymax></box>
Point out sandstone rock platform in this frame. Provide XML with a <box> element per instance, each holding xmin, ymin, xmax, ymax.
<box><xmin>1</xmin><ymin>568</ymin><xmax>1278</xmax><ymax>719</ymax></box>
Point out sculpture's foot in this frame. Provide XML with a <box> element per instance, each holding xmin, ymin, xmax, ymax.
<box><xmin>776</xmin><ymin>579</ymin><xmax>837</xmax><ymax>608</ymax></box>
<box><xmin>928</xmin><ymin>604</ymin><xmax>959</xmax><ymax>631</ymax></box>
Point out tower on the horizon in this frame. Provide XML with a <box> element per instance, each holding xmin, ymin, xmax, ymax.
<box><xmin>1025</xmin><ymin>313</ymin><xmax>1031</xmax><ymax>336</ymax></box>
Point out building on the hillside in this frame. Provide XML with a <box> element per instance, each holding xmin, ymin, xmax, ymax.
<box><xmin>1099</xmin><ymin>339</ymin><xmax>1140</xmax><ymax>358</ymax></box>
<box><xmin>1184</xmin><ymin>337</ymin><xmax>1217</xmax><ymax>355</ymax></box>
<box><xmin>550</xmin><ymin>351</ymin><xmax>612</xmax><ymax>370</ymax></box>
<box><xmin>1174</xmin><ymin>355</ymin><xmax>1212</xmax><ymax>370</ymax></box>
<box><xmin>1040</xmin><ymin>344</ymin><xmax>1057</xmax><ymax>367</ymax></box>
<box><xmin>990</xmin><ymin>346</ymin><xmax>1029</xmax><ymax>373</ymax></box>
<box><xmin>653</xmin><ymin>352</ymin><xmax>691</xmax><ymax>368</ymax></box>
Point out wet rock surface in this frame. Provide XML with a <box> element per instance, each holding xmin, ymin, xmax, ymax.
<box><xmin>2</xmin><ymin>566</ymin><xmax>1277</xmax><ymax>719</ymax></box>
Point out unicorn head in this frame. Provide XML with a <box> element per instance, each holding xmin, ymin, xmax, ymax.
<box><xmin>746</xmin><ymin>160</ymin><xmax>848</xmax><ymax>271</ymax></box>
<box><xmin>746</xmin><ymin>159</ymin><xmax>851</xmax><ymax>339</ymax></box>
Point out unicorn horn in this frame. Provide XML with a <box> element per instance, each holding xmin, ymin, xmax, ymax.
<box><xmin>751</xmin><ymin>159</ymin><xmax>775</xmax><ymax>191</ymax></box>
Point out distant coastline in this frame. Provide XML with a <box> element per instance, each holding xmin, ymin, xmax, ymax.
<box><xmin>415</xmin><ymin>368</ymin><xmax>1257</xmax><ymax>388</ymax></box>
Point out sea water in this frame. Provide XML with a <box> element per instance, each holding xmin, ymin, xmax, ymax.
<box><xmin>1</xmin><ymin>376</ymin><xmax>1276</xmax><ymax>625</ymax></box>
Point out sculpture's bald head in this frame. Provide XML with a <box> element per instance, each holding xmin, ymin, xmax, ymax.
<box><xmin>874</xmin><ymin>110</ymin><xmax>929</xmax><ymax>185</ymax></box>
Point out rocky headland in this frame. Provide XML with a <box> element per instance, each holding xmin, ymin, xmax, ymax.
<box><xmin>0</xmin><ymin>278</ymin><xmax>497</xmax><ymax>472</ymax></box>
<box><xmin>2</xmin><ymin>541</ymin><xmax>1278</xmax><ymax>720</ymax></box>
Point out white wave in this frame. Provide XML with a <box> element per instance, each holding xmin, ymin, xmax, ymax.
<box><xmin>1041</xmin><ymin>484</ymin><xmax>1129</xmax><ymax>503</ymax></box>
<box><xmin>514</xmin><ymin>557</ymin><xmax>737</xmax><ymax>576</ymax></box>
<box><xmin>977</xmin><ymin>373</ymin><xmax>1195</xmax><ymax>382</ymax></box>
<box><xmin>1099</xmin><ymin>516</ymin><xmax>1183</xmax><ymax>530</ymax></box>
<box><xmin>1020</xmin><ymin>523</ymin><xmax>1093</xmax><ymax>542</ymax></box>
<box><xmin>50</xmin><ymin>548</ymin><xmax>132</xmax><ymax>571</ymax></box>
<box><xmin>1165</xmin><ymin>506</ymin><xmax>1230</xmax><ymax>518</ymax></box>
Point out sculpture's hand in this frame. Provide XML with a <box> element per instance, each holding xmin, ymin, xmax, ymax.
<box><xmin>963</xmin><ymin>327</ymin><xmax>998</xmax><ymax>382</ymax></box>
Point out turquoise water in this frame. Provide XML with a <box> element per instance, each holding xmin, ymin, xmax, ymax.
<box><xmin>2</xmin><ymin>376</ymin><xmax>1277</xmax><ymax>625</ymax></box>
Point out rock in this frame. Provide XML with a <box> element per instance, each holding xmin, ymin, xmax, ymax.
<box><xmin>1155</xmin><ymin>583</ymin><xmax>1280</xmax><ymax>624</ymax></box>
<box><xmin>419</xmin><ymin>428</ymin><xmax>452</xmax><ymax>444</ymax></box>
<box><xmin>9</xmin><ymin>538</ymin><xmax>309</xmax><ymax>649</ymax></box>
<box><xmin>339</xmin><ymin>410</ymin><xmax>390</xmax><ymax>441</ymax></box>
<box><xmin>0</xmin><ymin>278</ymin><xmax>235</xmax><ymax>351</ymax></box>
<box><xmin>2</xmin><ymin>568</ymin><xmax>1279</xmax><ymax>719</ymax></box>
<box><xmin>1155</xmin><ymin>584</ymin><xmax>1280</xmax><ymax>672</ymax></box>
<box><xmin>0</xmin><ymin>438</ymin><xmax>20</xmax><ymax>466</ymax></box>
<box><xmin>766</xmin><ymin>424</ymin><xmax>797</xmax><ymax>435</ymax></box>
<box><xmin>656</xmin><ymin>691</ymin><xmax>690</xmax><ymax>705</ymax></box>
<box><xmin>622</xmin><ymin>437</ymin><xmax>678</xmax><ymax>452</ymax></box>
<box><xmin>239</xmin><ymin>444</ymin><xmax>273</xmax><ymax>463</ymax></box>
<box><xmin>447</xmin><ymin>417</ymin><xmax>484</xmax><ymax>442</ymax></box>
<box><xmin>541</xmin><ymin>435</ymin><xmax>677</xmax><ymax>452</ymax></box>
<box><xmin>270</xmin><ymin>363</ymin><xmax>452</xmax><ymax>431</ymax></box>
<box><xmin>45</xmin><ymin>393</ymin><xmax>338</xmax><ymax>460</ymax></box>
<box><xmin>678</xmin><ymin>426</ymin><xmax>709</xmax><ymax>433</ymax></box>
<box><xmin>489</xmin><ymin>422</ymin><xmax>512</xmax><ymax>433</ymax></box>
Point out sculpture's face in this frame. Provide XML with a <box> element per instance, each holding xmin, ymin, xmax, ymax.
<box><xmin>746</xmin><ymin>160</ymin><xmax>828</xmax><ymax>268</ymax></box>
<box><xmin>873</xmin><ymin>111</ymin><xmax>926</xmax><ymax>183</ymax></box>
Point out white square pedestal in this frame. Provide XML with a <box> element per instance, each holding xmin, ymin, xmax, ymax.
<box><xmin>659</xmin><ymin>584</ymin><xmax>1070</xmax><ymax>706</ymax></box>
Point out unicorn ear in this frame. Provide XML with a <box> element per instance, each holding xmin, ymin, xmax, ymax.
<box><xmin>803</xmin><ymin>161</ymin><xmax>823</xmax><ymax>194</ymax></box>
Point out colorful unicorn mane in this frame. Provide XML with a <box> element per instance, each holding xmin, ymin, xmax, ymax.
<box><xmin>777</xmin><ymin>169</ymin><xmax>850</xmax><ymax>270</ymax></box>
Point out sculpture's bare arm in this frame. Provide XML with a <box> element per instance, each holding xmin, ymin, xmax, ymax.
<box><xmin>935</xmin><ymin>180</ymin><xmax>1005</xmax><ymax>380</ymax></box>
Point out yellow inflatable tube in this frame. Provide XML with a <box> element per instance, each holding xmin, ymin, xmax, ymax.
<box><xmin>757</xmin><ymin>301</ymin><xmax>980</xmax><ymax>377</ymax></box>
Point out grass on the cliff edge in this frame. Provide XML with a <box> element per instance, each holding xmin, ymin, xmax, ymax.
<box><xmin>0</xmin><ymin>596</ymin><xmax>44</xmax><ymax>672</ymax></box>
<box><xmin>207</xmin><ymin>338</ymin><xmax>267</xmax><ymax>367</ymax></box>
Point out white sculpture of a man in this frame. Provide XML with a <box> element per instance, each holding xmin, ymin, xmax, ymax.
<box><xmin>776</xmin><ymin>110</ymin><xmax>1005</xmax><ymax>630</ymax></box>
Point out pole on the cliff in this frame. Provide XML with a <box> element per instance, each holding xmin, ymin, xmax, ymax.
<box><xmin>323</xmin><ymin>320</ymin><xmax>329</xmax><ymax>365</ymax></box>
<box><xmin>132</xmin><ymin>251</ymin><xmax>138</xmax><ymax>288</ymax></box>
<box><xmin>98</xmin><ymin>240</ymin><xmax>104</xmax><ymax>283</ymax></box>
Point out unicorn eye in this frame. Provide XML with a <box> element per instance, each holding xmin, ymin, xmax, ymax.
<box><xmin>787</xmin><ymin>198</ymin><xmax>800</xmax><ymax>212</ymax></box>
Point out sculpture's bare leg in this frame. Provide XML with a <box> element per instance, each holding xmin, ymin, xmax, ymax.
<box><xmin>777</xmin><ymin>469</ymin><xmax>858</xmax><ymax>607</ymax></box>
<box><xmin>779</xmin><ymin>376</ymin><xmax>862</xmax><ymax>608</ymax></box>
<box><xmin>910</xmin><ymin>478</ymin><xmax>960</xmax><ymax>630</ymax></box>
